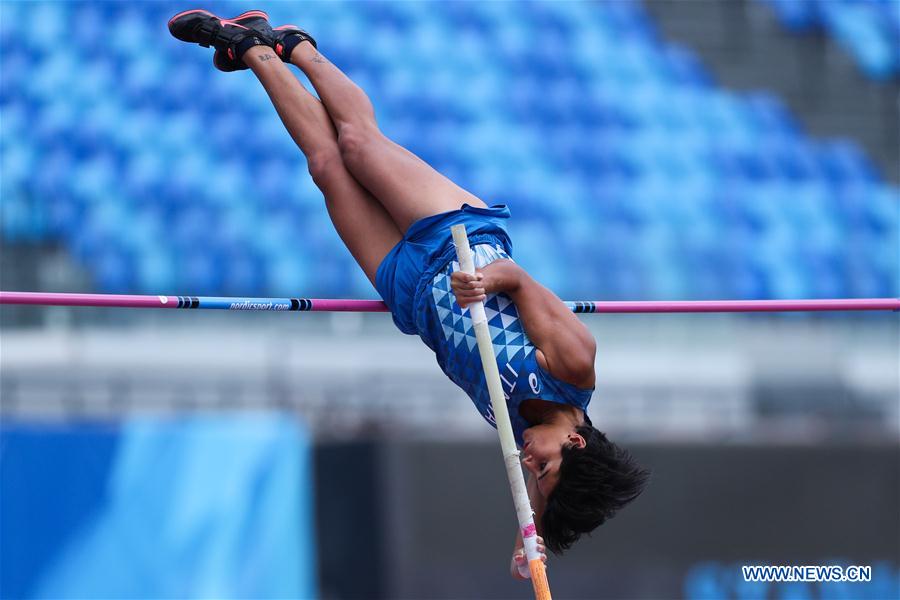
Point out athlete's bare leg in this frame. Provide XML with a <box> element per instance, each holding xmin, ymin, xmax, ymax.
<box><xmin>288</xmin><ymin>42</ymin><xmax>488</xmax><ymax>233</ymax></box>
<box><xmin>243</xmin><ymin>45</ymin><xmax>401</xmax><ymax>284</ymax></box>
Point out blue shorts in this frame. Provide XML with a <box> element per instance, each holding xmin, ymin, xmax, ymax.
<box><xmin>375</xmin><ymin>204</ymin><xmax>513</xmax><ymax>335</ymax></box>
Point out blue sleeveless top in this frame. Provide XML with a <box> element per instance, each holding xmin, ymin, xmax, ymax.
<box><xmin>374</xmin><ymin>205</ymin><xmax>594</xmax><ymax>446</ymax></box>
<box><xmin>422</xmin><ymin>244</ymin><xmax>593</xmax><ymax>446</ymax></box>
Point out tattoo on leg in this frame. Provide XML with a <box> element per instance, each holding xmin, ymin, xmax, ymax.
<box><xmin>258</xmin><ymin>53</ymin><xmax>277</xmax><ymax>62</ymax></box>
<box><xmin>311</xmin><ymin>52</ymin><xmax>328</xmax><ymax>64</ymax></box>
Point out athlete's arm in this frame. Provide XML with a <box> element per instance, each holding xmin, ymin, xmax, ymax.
<box><xmin>452</xmin><ymin>259</ymin><xmax>596</xmax><ymax>388</ymax></box>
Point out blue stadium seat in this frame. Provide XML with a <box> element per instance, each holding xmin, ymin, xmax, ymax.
<box><xmin>662</xmin><ymin>44</ymin><xmax>715</xmax><ymax>87</ymax></box>
<box><xmin>759</xmin><ymin>0</ymin><xmax>900</xmax><ymax>80</ymax></box>
<box><xmin>818</xmin><ymin>140</ymin><xmax>881</xmax><ymax>184</ymax></box>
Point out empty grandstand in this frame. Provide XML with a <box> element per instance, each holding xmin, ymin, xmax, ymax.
<box><xmin>2</xmin><ymin>1</ymin><xmax>896</xmax><ymax>302</ymax></box>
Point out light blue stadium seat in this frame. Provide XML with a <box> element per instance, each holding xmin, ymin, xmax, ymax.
<box><xmin>865</xmin><ymin>185</ymin><xmax>900</xmax><ymax>234</ymax></box>
<box><xmin>819</xmin><ymin>0</ymin><xmax>898</xmax><ymax>80</ymax></box>
<box><xmin>0</xmin><ymin>50</ymin><xmax>28</xmax><ymax>104</ymax></box>
<box><xmin>662</xmin><ymin>44</ymin><xmax>714</xmax><ymax>87</ymax></box>
<box><xmin>759</xmin><ymin>0</ymin><xmax>899</xmax><ymax>80</ymax></box>
<box><xmin>93</xmin><ymin>244</ymin><xmax>135</xmax><ymax>293</ymax></box>
<box><xmin>783</xmin><ymin>182</ymin><xmax>834</xmax><ymax>231</ymax></box>
<box><xmin>762</xmin><ymin>0</ymin><xmax>819</xmax><ymax>32</ymax></box>
<box><xmin>176</xmin><ymin>247</ymin><xmax>224</xmax><ymax>294</ymax></box>
<box><xmin>744</xmin><ymin>92</ymin><xmax>802</xmax><ymax>137</ymax></box>
<box><xmin>220</xmin><ymin>247</ymin><xmax>266</xmax><ymax>296</ymax></box>
<box><xmin>818</xmin><ymin>140</ymin><xmax>880</xmax><ymax>184</ymax></box>
<box><xmin>266</xmin><ymin>254</ymin><xmax>311</xmax><ymax>297</ymax></box>
<box><xmin>136</xmin><ymin>245</ymin><xmax>175</xmax><ymax>293</ymax></box>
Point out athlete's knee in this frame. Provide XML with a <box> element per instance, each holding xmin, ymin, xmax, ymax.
<box><xmin>307</xmin><ymin>149</ymin><xmax>345</xmax><ymax>191</ymax></box>
<box><xmin>336</xmin><ymin>121</ymin><xmax>381</xmax><ymax>166</ymax></box>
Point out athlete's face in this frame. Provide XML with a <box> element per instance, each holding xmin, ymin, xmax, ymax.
<box><xmin>520</xmin><ymin>424</ymin><xmax>586</xmax><ymax>498</ymax></box>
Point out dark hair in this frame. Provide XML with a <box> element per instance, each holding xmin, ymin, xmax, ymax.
<box><xmin>541</xmin><ymin>424</ymin><xmax>650</xmax><ymax>554</ymax></box>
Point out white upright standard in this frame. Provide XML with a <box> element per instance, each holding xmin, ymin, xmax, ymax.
<box><xmin>451</xmin><ymin>224</ymin><xmax>551</xmax><ymax>600</ymax></box>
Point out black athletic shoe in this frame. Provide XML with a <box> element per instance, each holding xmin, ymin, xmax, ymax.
<box><xmin>167</xmin><ymin>9</ymin><xmax>272</xmax><ymax>72</ymax></box>
<box><xmin>271</xmin><ymin>24</ymin><xmax>317</xmax><ymax>63</ymax></box>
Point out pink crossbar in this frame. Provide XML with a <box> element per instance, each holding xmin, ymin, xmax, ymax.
<box><xmin>0</xmin><ymin>292</ymin><xmax>179</xmax><ymax>308</ymax></box>
<box><xmin>1</xmin><ymin>291</ymin><xmax>897</xmax><ymax>313</ymax></box>
<box><xmin>575</xmin><ymin>298</ymin><xmax>900</xmax><ymax>313</ymax></box>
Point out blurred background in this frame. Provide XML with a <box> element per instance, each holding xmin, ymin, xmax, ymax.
<box><xmin>1</xmin><ymin>1</ymin><xmax>897</xmax><ymax>598</ymax></box>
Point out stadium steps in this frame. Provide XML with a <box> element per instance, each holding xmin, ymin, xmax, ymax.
<box><xmin>643</xmin><ymin>0</ymin><xmax>899</xmax><ymax>183</ymax></box>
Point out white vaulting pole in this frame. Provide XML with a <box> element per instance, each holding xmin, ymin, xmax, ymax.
<box><xmin>451</xmin><ymin>225</ymin><xmax>551</xmax><ymax>600</ymax></box>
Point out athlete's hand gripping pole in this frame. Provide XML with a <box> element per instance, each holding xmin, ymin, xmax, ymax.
<box><xmin>451</xmin><ymin>225</ymin><xmax>552</xmax><ymax>600</ymax></box>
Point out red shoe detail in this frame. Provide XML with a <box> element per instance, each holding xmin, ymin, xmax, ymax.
<box><xmin>220</xmin><ymin>10</ymin><xmax>268</xmax><ymax>26</ymax></box>
<box><xmin>227</xmin><ymin>47</ymin><xmax>234</xmax><ymax>60</ymax></box>
<box><xmin>220</xmin><ymin>21</ymin><xmax>250</xmax><ymax>30</ymax></box>
<box><xmin>227</xmin><ymin>10</ymin><xmax>269</xmax><ymax>21</ymax></box>
<box><xmin>275</xmin><ymin>42</ymin><xmax>283</xmax><ymax>56</ymax></box>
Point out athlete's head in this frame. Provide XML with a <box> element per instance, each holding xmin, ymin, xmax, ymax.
<box><xmin>522</xmin><ymin>423</ymin><xmax>649</xmax><ymax>554</ymax></box>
